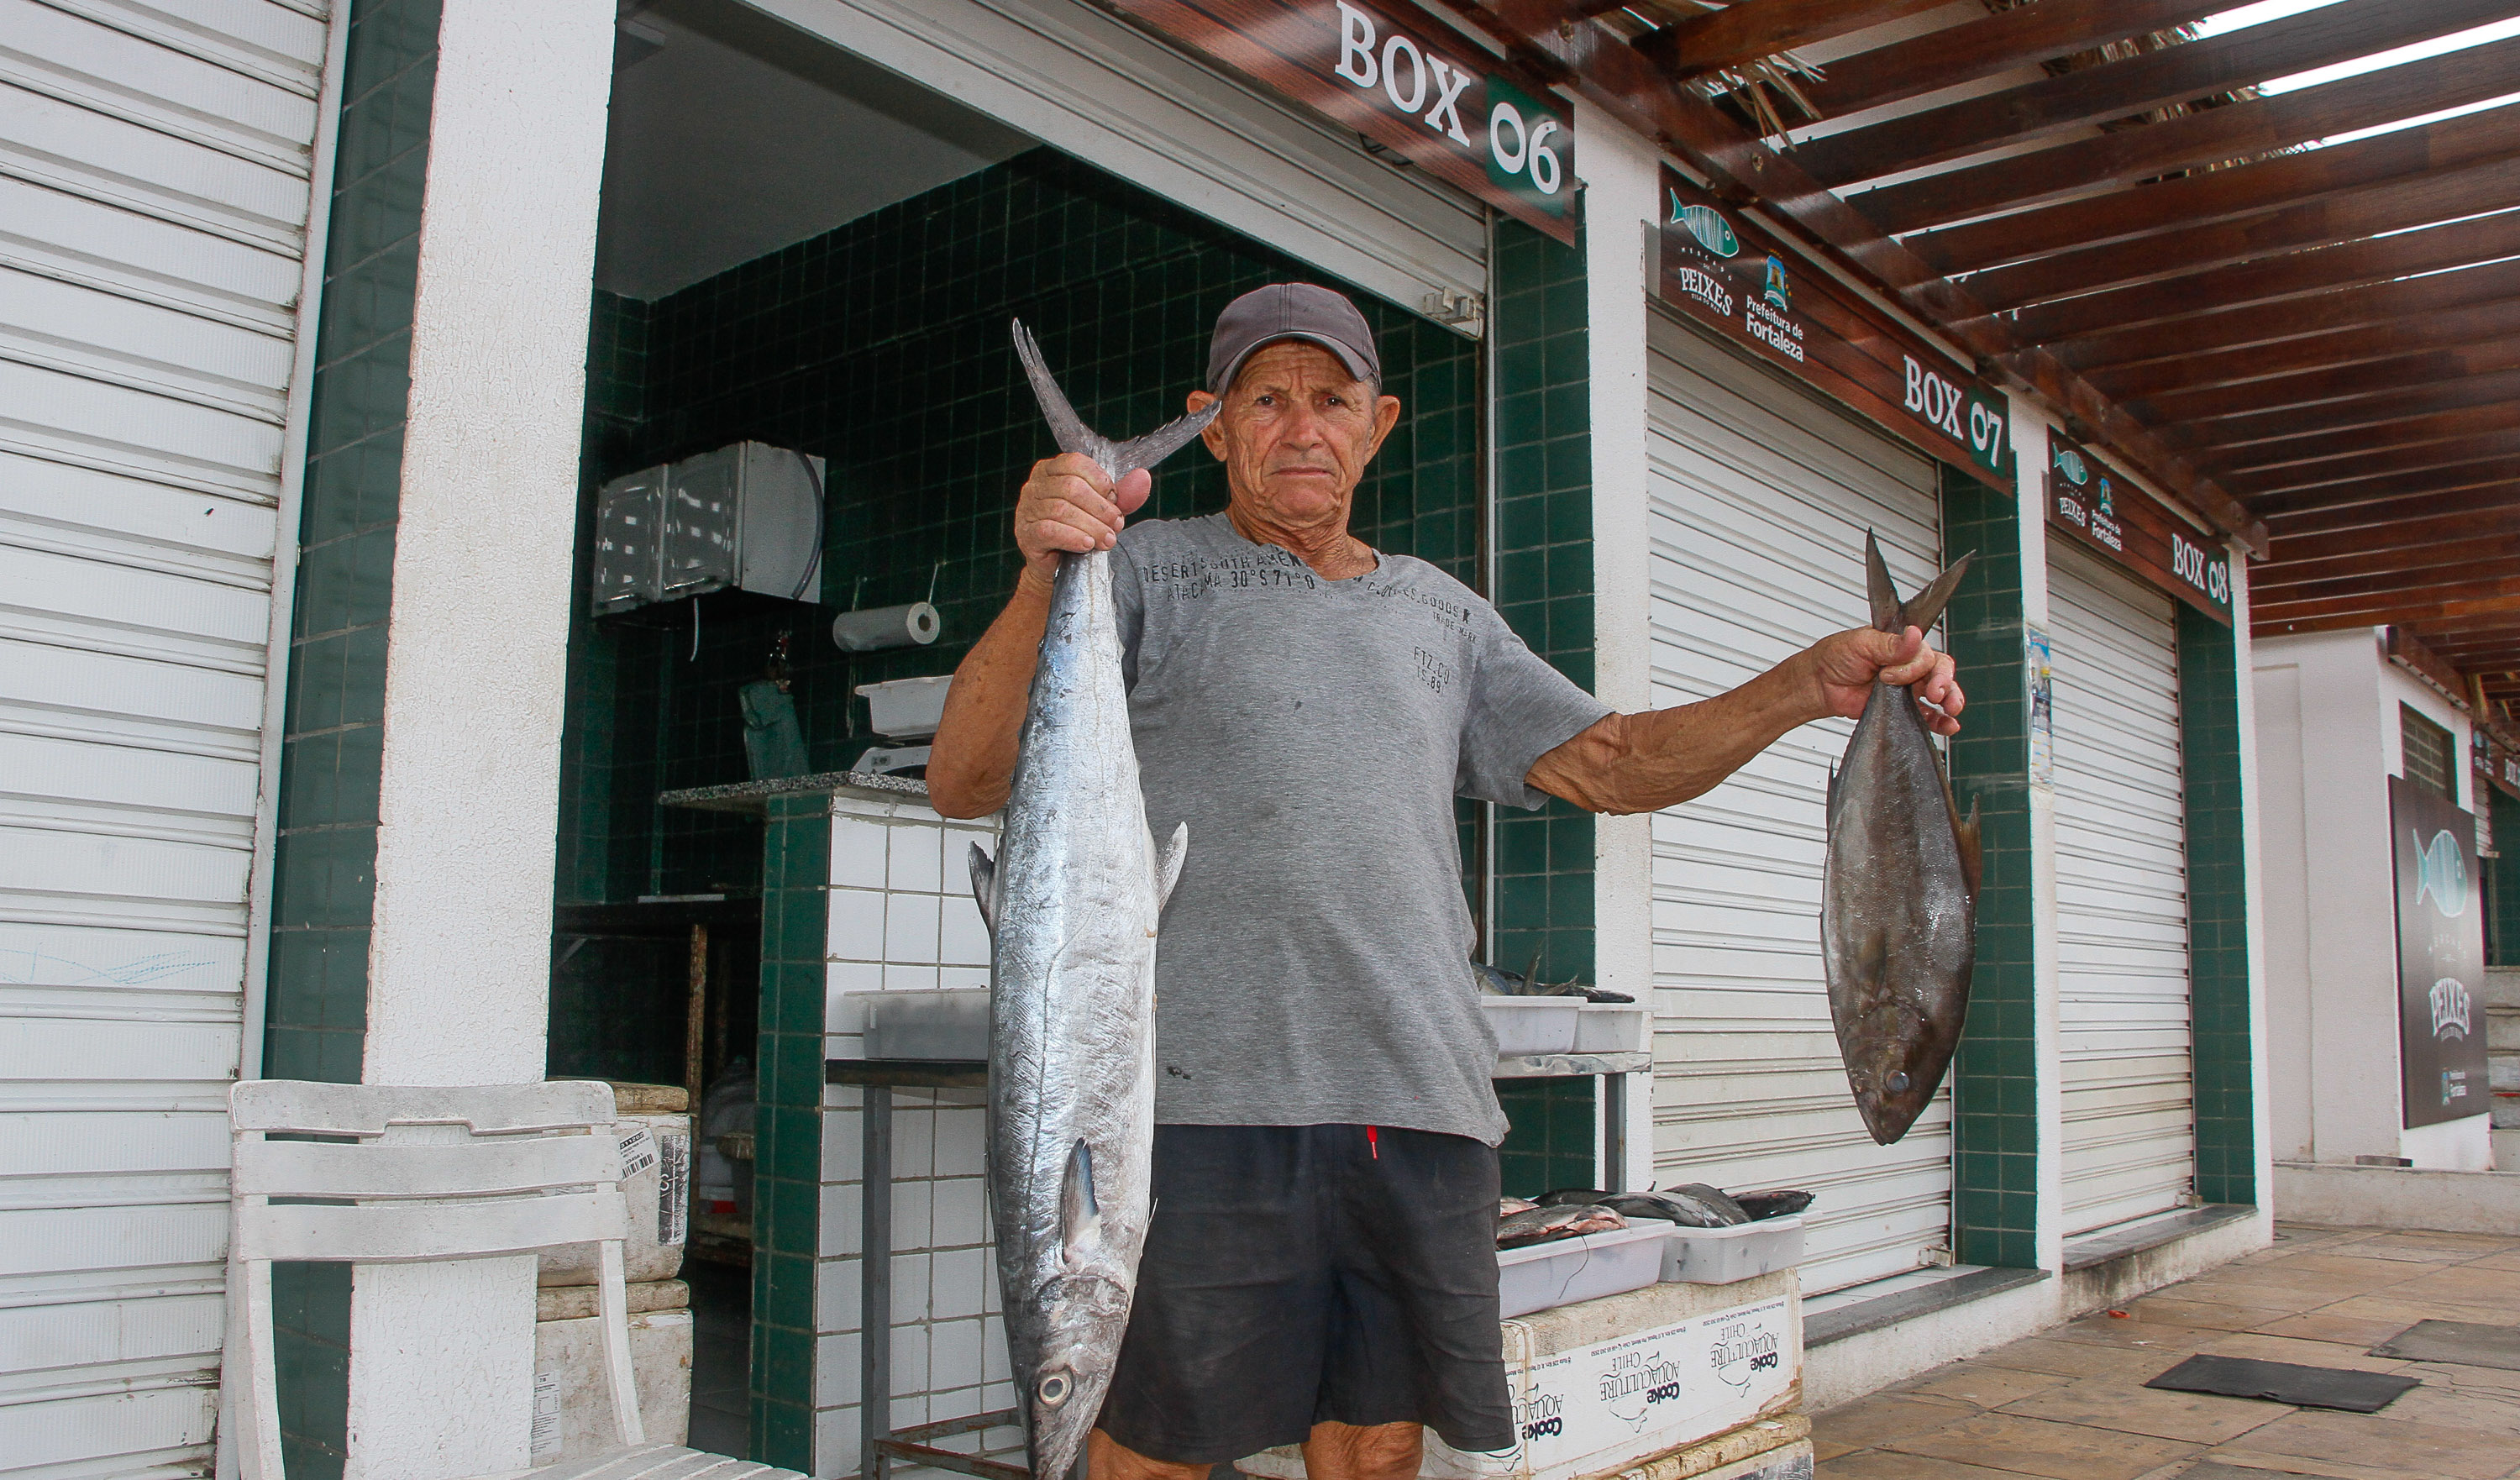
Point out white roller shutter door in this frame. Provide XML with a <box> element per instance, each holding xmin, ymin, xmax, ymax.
<box><xmin>739</xmin><ymin>0</ymin><xmax>1488</xmax><ymax>316</ymax></box>
<box><xmin>1645</xmin><ymin>311</ymin><xmax>1952</xmax><ymax>1295</ymax></box>
<box><xmin>0</xmin><ymin>3</ymin><xmax>332</xmax><ymax>1473</ymax></box>
<box><xmin>2050</xmin><ymin>542</ymin><xmax>2195</xmax><ymax>1235</ymax></box>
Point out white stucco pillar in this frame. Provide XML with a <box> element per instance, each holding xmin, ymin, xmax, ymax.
<box><xmin>348</xmin><ymin>2</ymin><xmax>614</xmax><ymax>1473</ymax></box>
<box><xmin>2007</xmin><ymin>402</ymin><xmax>2066</xmax><ymax>1270</ymax></box>
<box><xmin>1578</xmin><ymin>100</ymin><xmax>1662</xmax><ymax>1190</ymax></box>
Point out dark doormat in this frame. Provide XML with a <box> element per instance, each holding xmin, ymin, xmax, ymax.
<box><xmin>2368</xmin><ymin>1319</ymin><xmax>2520</xmax><ymax>1372</ymax></box>
<box><xmin>2173</xmin><ymin>1464</ymin><xmax>2330</xmax><ymax>1479</ymax></box>
<box><xmin>2143</xmin><ymin>1353</ymin><xmax>2419</xmax><ymax>1413</ymax></box>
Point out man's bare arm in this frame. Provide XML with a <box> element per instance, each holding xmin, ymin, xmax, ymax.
<box><xmin>1528</xmin><ymin>625</ymin><xmax>1963</xmax><ymax>816</ymax></box>
<box><xmin>926</xmin><ymin>456</ymin><xmax>1150</xmax><ymax>819</ymax></box>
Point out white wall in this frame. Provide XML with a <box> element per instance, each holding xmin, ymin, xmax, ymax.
<box><xmin>2253</xmin><ymin>628</ymin><xmax>2491</xmax><ymax>1170</ymax></box>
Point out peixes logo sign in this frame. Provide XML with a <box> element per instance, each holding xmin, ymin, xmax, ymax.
<box><xmin>1328</xmin><ymin>2</ymin><xmax>1571</xmax><ymax>216</ymax></box>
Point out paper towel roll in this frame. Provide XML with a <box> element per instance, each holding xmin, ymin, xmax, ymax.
<box><xmin>831</xmin><ymin>601</ymin><xmax>941</xmax><ymax>652</ymax></box>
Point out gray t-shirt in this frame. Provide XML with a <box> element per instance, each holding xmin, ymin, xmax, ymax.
<box><xmin>1111</xmin><ymin>514</ymin><xmax>1611</xmax><ymax>1144</ymax></box>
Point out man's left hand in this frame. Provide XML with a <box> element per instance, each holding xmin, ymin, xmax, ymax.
<box><xmin>1807</xmin><ymin>626</ymin><xmax>1964</xmax><ymax>736</ymax></box>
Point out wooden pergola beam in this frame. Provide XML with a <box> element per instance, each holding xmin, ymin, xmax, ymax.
<box><xmin>2271</xmin><ymin>499</ymin><xmax>2520</xmax><ymax>561</ymax></box>
<box><xmin>2256</xmin><ymin>566</ymin><xmax>2520</xmax><ymax>616</ymax></box>
<box><xmin>1855</xmin><ymin>31</ymin><xmax>2520</xmax><ymax>237</ymax></box>
<box><xmin>2199</xmin><ymin>403</ymin><xmax>2520</xmax><ymax>476</ymax></box>
<box><xmin>1797</xmin><ymin>0</ymin><xmax>2520</xmax><ymax>188</ymax></box>
<box><xmin>2255</xmin><ymin>584</ymin><xmax>2520</xmax><ymax>629</ymax></box>
<box><xmin>1962</xmin><ymin>155</ymin><xmax>2520</xmax><ymax>314</ymax></box>
<box><xmin>2265</xmin><ymin>483</ymin><xmax>2520</xmax><ymax>541</ymax></box>
<box><xmin>2093</xmin><ymin>294</ymin><xmax>2520</xmax><ymax>401</ymax></box>
<box><xmin>2231</xmin><ymin>431</ymin><xmax>2520</xmax><ymax>500</ymax></box>
<box><xmin>1909</xmin><ymin>102</ymin><xmax>2520</xmax><ymax>277</ymax></box>
<box><xmin>2139</xmin><ymin>341</ymin><xmax>2520</xmax><ymax>427</ymax></box>
<box><xmin>2252</xmin><ymin>537</ymin><xmax>2520</xmax><ymax>591</ymax></box>
<box><xmin>1795</xmin><ymin>0</ymin><xmax>2230</xmax><ymax>121</ymax></box>
<box><xmin>2165</xmin><ymin>368</ymin><xmax>2520</xmax><ymax>454</ymax></box>
<box><xmin>1614</xmin><ymin>0</ymin><xmax>1950</xmax><ymax>82</ymax></box>
<box><xmin>2061</xmin><ymin>255</ymin><xmax>2520</xmax><ymax>377</ymax></box>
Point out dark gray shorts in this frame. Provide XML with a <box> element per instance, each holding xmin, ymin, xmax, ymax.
<box><xmin>1097</xmin><ymin>1123</ymin><xmax>1513</xmax><ymax>1465</ymax></box>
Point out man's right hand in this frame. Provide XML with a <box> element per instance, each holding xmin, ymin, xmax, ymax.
<box><xmin>1017</xmin><ymin>454</ymin><xmax>1153</xmax><ymax>584</ymax></box>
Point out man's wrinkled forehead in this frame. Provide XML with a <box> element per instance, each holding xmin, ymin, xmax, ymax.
<box><xmin>1225</xmin><ymin>339</ymin><xmax>1378</xmax><ymax>398</ymax></box>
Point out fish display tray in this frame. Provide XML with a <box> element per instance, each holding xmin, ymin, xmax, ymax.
<box><xmin>852</xmin><ymin>988</ymin><xmax>989</xmax><ymax>1062</ymax></box>
<box><xmin>1572</xmin><ymin>1004</ymin><xmax>1648</xmax><ymax>1053</ymax></box>
<box><xmin>1658</xmin><ymin>1216</ymin><xmax>1804</xmax><ymax>1284</ymax></box>
<box><xmin>1496</xmin><ymin>1223</ymin><xmax>1670</xmax><ymax>1317</ymax></box>
<box><xmin>855</xmin><ymin>674</ymin><xmax>953</xmax><ymax>739</ymax></box>
<box><xmin>1482</xmin><ymin>996</ymin><xmax>1582</xmax><ymax>1054</ymax></box>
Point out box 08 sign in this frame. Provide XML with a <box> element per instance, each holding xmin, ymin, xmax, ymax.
<box><xmin>1107</xmin><ymin>0</ymin><xmax>1576</xmax><ymax>241</ymax></box>
<box><xmin>1658</xmin><ymin>168</ymin><xmax>2010</xmax><ymax>487</ymax></box>
<box><xmin>2046</xmin><ymin>433</ymin><xmax>2234</xmax><ymax>625</ymax></box>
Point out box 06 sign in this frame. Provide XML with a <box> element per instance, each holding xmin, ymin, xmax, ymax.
<box><xmin>1109</xmin><ymin>0</ymin><xmax>1577</xmax><ymax>240</ymax></box>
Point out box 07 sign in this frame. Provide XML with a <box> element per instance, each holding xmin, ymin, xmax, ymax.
<box><xmin>1107</xmin><ymin>0</ymin><xmax>1577</xmax><ymax>241</ymax></box>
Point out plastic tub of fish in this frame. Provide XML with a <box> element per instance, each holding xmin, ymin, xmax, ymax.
<box><xmin>855</xmin><ymin>675</ymin><xmax>953</xmax><ymax>739</ymax></box>
<box><xmin>1497</xmin><ymin>1223</ymin><xmax>1671</xmax><ymax>1317</ymax></box>
<box><xmin>1572</xmin><ymin>1004</ymin><xmax>1648</xmax><ymax>1053</ymax></box>
<box><xmin>852</xmin><ymin>989</ymin><xmax>990</xmax><ymax>1062</ymax></box>
<box><xmin>1482</xmin><ymin>996</ymin><xmax>1581</xmax><ymax>1055</ymax></box>
<box><xmin>1658</xmin><ymin>1216</ymin><xmax>1804</xmax><ymax>1285</ymax></box>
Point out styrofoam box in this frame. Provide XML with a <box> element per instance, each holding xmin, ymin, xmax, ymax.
<box><xmin>855</xmin><ymin>987</ymin><xmax>990</xmax><ymax>1062</ymax></box>
<box><xmin>1483</xmin><ymin>996</ymin><xmax>1581</xmax><ymax>1054</ymax></box>
<box><xmin>857</xmin><ymin>674</ymin><xmax>953</xmax><ymax>739</ymax></box>
<box><xmin>1658</xmin><ymin>1217</ymin><xmax>1805</xmax><ymax>1284</ymax></box>
<box><xmin>1497</xmin><ymin>1223</ymin><xmax>1670</xmax><ymax>1317</ymax></box>
<box><xmin>1572</xmin><ymin>1004</ymin><xmax>1647</xmax><ymax>1053</ymax></box>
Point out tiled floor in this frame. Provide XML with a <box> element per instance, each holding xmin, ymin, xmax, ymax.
<box><xmin>1814</xmin><ymin>1223</ymin><xmax>2520</xmax><ymax>1479</ymax></box>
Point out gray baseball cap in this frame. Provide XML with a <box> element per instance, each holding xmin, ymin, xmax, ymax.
<box><xmin>1205</xmin><ymin>283</ymin><xmax>1381</xmax><ymax>394</ymax></box>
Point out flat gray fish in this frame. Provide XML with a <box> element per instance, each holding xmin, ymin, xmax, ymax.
<box><xmin>967</xmin><ymin>321</ymin><xmax>1215</xmax><ymax>1480</ymax></box>
<box><xmin>1541</xmin><ymin>1184</ymin><xmax>1749</xmax><ymax>1228</ymax></box>
<box><xmin>1498</xmin><ymin>1203</ymin><xmax>1627</xmax><ymax>1248</ymax></box>
<box><xmin>1822</xmin><ymin>533</ymin><xmax>1980</xmax><ymax>1146</ymax></box>
<box><xmin>1731</xmin><ymin>1189</ymin><xmax>1815</xmax><ymax>1220</ymax></box>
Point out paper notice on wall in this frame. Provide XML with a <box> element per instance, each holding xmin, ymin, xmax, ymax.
<box><xmin>1497</xmin><ymin>1296</ymin><xmax>1797</xmax><ymax>1480</ymax></box>
<box><xmin>530</xmin><ymin>1367</ymin><xmax>563</xmax><ymax>1462</ymax></box>
<box><xmin>656</xmin><ymin>1130</ymin><xmax>690</xmax><ymax>1246</ymax></box>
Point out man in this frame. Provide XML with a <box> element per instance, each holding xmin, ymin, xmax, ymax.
<box><xmin>928</xmin><ymin>285</ymin><xmax>1962</xmax><ymax>1480</ymax></box>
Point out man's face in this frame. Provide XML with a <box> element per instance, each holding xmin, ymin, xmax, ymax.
<box><xmin>1188</xmin><ymin>341</ymin><xmax>1402</xmax><ymax>530</ymax></box>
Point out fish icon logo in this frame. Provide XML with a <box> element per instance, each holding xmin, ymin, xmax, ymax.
<box><xmin>2414</xmin><ymin>827</ymin><xmax>2469</xmax><ymax>916</ymax></box>
<box><xmin>1671</xmin><ymin>197</ymin><xmax>1740</xmax><ymax>257</ymax></box>
<box><xmin>2054</xmin><ymin>447</ymin><xmax>2088</xmax><ymax>485</ymax></box>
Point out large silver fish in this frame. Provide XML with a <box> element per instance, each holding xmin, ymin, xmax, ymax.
<box><xmin>1821</xmin><ymin>534</ymin><xmax>1979</xmax><ymax>1146</ymax></box>
<box><xmin>964</xmin><ymin>321</ymin><xmax>1213</xmax><ymax>1480</ymax></box>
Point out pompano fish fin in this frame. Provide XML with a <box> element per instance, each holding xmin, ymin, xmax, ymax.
<box><xmin>1058</xmin><ymin>1138</ymin><xmax>1102</xmax><ymax>1264</ymax></box>
<box><xmin>1011</xmin><ymin>320</ymin><xmax>1112</xmax><ymax>474</ymax></box>
<box><xmin>967</xmin><ymin>842</ymin><xmax>997</xmax><ymax>936</ymax></box>
<box><xmin>1111</xmin><ymin>404</ymin><xmax>1223</xmax><ymax>481</ymax></box>
<box><xmin>1863</xmin><ymin>531</ymin><xmax>1901</xmax><ymax>633</ymax></box>
<box><xmin>1953</xmin><ymin>794</ymin><xmax>1983</xmax><ymax>899</ymax></box>
<box><xmin>1153</xmin><ymin>822</ymin><xmax>1189</xmax><ymax>909</ymax></box>
<box><xmin>1899</xmin><ymin>551</ymin><xmax>1977</xmax><ymax>636</ymax></box>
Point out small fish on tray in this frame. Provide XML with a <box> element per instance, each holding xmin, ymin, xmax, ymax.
<box><xmin>1732</xmin><ymin>1189</ymin><xmax>1815</xmax><ymax>1221</ymax></box>
<box><xmin>1540</xmin><ymin>1183</ymin><xmax>1751</xmax><ymax>1229</ymax></box>
<box><xmin>1499</xmin><ymin>1196</ymin><xmax>1538</xmax><ymax>1217</ymax></box>
<box><xmin>1498</xmin><ymin>1202</ymin><xmax>1628</xmax><ymax>1248</ymax></box>
<box><xmin>1471</xmin><ymin>960</ymin><xmax>1634</xmax><ymax>1004</ymax></box>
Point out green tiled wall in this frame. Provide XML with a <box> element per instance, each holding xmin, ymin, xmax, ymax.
<box><xmin>1940</xmin><ymin>470</ymin><xmax>2038</xmax><ymax>1268</ymax></box>
<box><xmin>260</xmin><ymin>0</ymin><xmax>439</xmax><ymax>1472</ymax></box>
<box><xmin>2181</xmin><ymin>604</ymin><xmax>2255</xmax><ymax>1205</ymax></box>
<box><xmin>2489</xmin><ymin>790</ymin><xmax>2520</xmax><ymax>966</ymax></box>
<box><xmin>751</xmin><ymin>795</ymin><xmax>830</xmax><ymax>1468</ymax></box>
<box><xmin>1487</xmin><ymin>219</ymin><xmax>1598</xmax><ymax>1193</ymax></box>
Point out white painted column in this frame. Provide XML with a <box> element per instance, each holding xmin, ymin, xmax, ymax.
<box><xmin>2229</xmin><ymin>546</ymin><xmax>2277</xmax><ymax>1216</ymax></box>
<box><xmin>347</xmin><ymin>3</ymin><xmax>614</xmax><ymax>1474</ymax></box>
<box><xmin>1577</xmin><ymin>100</ymin><xmax>1662</xmax><ymax>1190</ymax></box>
<box><xmin>2006</xmin><ymin>401</ymin><xmax>2066</xmax><ymax>1271</ymax></box>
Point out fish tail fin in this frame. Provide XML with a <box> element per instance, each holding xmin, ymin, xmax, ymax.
<box><xmin>1059</xmin><ymin>1139</ymin><xmax>1102</xmax><ymax>1264</ymax></box>
<box><xmin>1863</xmin><ymin>531</ymin><xmax>1901</xmax><ymax>632</ymax></box>
<box><xmin>1153</xmin><ymin>822</ymin><xmax>1189</xmax><ymax>909</ymax></box>
<box><xmin>1899</xmin><ymin>551</ymin><xmax>1977</xmax><ymax>634</ymax></box>
<box><xmin>1955</xmin><ymin>794</ymin><xmax>1982</xmax><ymax>898</ymax></box>
<box><xmin>1112</xmin><ymin>402</ymin><xmax>1223</xmax><ymax>480</ymax></box>
<box><xmin>1011</xmin><ymin>319</ymin><xmax>1115</xmax><ymax>473</ymax></box>
<box><xmin>967</xmin><ymin>842</ymin><xmax>998</xmax><ymax>936</ymax></box>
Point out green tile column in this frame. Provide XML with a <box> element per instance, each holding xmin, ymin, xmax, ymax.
<box><xmin>2489</xmin><ymin>790</ymin><xmax>2520</xmax><ymax>967</ymax></box>
<box><xmin>2182</xmin><ymin>605</ymin><xmax>2255</xmax><ymax>1204</ymax></box>
<box><xmin>259</xmin><ymin>2</ymin><xmax>439</xmax><ymax>1472</ymax></box>
<box><xmin>752</xmin><ymin>795</ymin><xmax>830</xmax><ymax>1467</ymax></box>
<box><xmin>1488</xmin><ymin>218</ymin><xmax>1598</xmax><ymax>1194</ymax></box>
<box><xmin>1940</xmin><ymin>466</ymin><xmax>2039</xmax><ymax>1268</ymax></box>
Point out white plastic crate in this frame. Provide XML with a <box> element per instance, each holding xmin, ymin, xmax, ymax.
<box><xmin>1658</xmin><ymin>1216</ymin><xmax>1805</xmax><ymax>1284</ymax></box>
<box><xmin>1496</xmin><ymin>1223</ymin><xmax>1670</xmax><ymax>1317</ymax></box>
<box><xmin>856</xmin><ymin>674</ymin><xmax>953</xmax><ymax>738</ymax></box>
<box><xmin>1572</xmin><ymin>1004</ymin><xmax>1647</xmax><ymax>1052</ymax></box>
<box><xmin>1483</xmin><ymin>995</ymin><xmax>1581</xmax><ymax>1054</ymax></box>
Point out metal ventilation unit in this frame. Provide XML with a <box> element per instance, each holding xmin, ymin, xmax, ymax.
<box><xmin>591</xmin><ymin>440</ymin><xmax>825</xmax><ymax>615</ymax></box>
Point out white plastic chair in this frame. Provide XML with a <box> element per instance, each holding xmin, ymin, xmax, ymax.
<box><xmin>226</xmin><ymin>1079</ymin><xmax>804</xmax><ymax>1480</ymax></box>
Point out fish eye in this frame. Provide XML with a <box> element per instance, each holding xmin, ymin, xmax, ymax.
<box><xmin>1886</xmin><ymin>1071</ymin><xmax>1911</xmax><ymax>1093</ymax></box>
<box><xmin>1037</xmin><ymin>1370</ymin><xmax>1071</xmax><ymax>1407</ymax></box>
